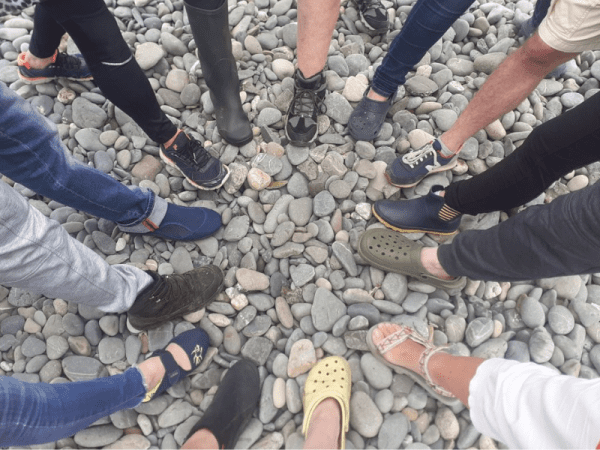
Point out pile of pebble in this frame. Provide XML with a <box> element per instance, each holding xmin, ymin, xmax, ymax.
<box><xmin>2</xmin><ymin>0</ymin><xmax>600</xmax><ymax>448</ymax></box>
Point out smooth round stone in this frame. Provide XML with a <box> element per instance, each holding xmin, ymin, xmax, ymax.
<box><xmin>374</xmin><ymin>389</ymin><xmax>394</xmax><ymax>414</ymax></box>
<box><xmin>223</xmin><ymin>326</ymin><xmax>241</xmax><ymax>355</ymax></box>
<box><xmin>378</xmin><ymin>413</ymin><xmax>409</xmax><ymax>449</ymax></box>
<box><xmin>465</xmin><ymin>317</ymin><xmax>494</xmax><ymax>347</ymax></box>
<box><xmin>435</xmin><ymin>407</ymin><xmax>460</xmax><ymax>440</ymax></box>
<box><xmin>529</xmin><ymin>327</ymin><xmax>555</xmax><ymax>363</ymax></box>
<box><xmin>273</xmin><ymin>377</ymin><xmax>286</xmax><ymax>408</ymax></box>
<box><xmin>360</xmin><ymin>353</ymin><xmax>392</xmax><ymax>389</ymax></box>
<box><xmin>350</xmin><ymin>391</ymin><xmax>383</xmax><ymax>438</ymax></box>
<box><xmin>519</xmin><ymin>297</ymin><xmax>545</xmax><ymax>328</ymax></box>
<box><xmin>236</xmin><ymin>268</ymin><xmax>270</xmax><ymax>291</ymax></box>
<box><xmin>548</xmin><ymin>305</ymin><xmax>575</xmax><ymax>335</ymax></box>
<box><xmin>313</xmin><ymin>190</ymin><xmax>336</xmax><ymax>217</ymax></box>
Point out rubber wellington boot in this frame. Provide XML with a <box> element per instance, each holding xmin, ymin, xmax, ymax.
<box><xmin>184</xmin><ymin>0</ymin><xmax>253</xmax><ymax>146</ymax></box>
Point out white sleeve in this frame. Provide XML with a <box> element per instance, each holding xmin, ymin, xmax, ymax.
<box><xmin>468</xmin><ymin>358</ymin><xmax>600</xmax><ymax>449</ymax></box>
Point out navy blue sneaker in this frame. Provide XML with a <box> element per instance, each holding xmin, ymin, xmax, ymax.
<box><xmin>373</xmin><ymin>185</ymin><xmax>462</xmax><ymax>235</ymax></box>
<box><xmin>149</xmin><ymin>203</ymin><xmax>221</xmax><ymax>241</ymax></box>
<box><xmin>18</xmin><ymin>51</ymin><xmax>93</xmax><ymax>84</ymax></box>
<box><xmin>385</xmin><ymin>140</ymin><xmax>458</xmax><ymax>188</ymax></box>
<box><xmin>160</xmin><ymin>131</ymin><xmax>229</xmax><ymax>190</ymax></box>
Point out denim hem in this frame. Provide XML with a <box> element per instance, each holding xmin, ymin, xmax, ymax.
<box><xmin>118</xmin><ymin>192</ymin><xmax>168</xmax><ymax>234</ymax></box>
<box><xmin>371</xmin><ymin>71</ymin><xmax>401</xmax><ymax>98</ymax></box>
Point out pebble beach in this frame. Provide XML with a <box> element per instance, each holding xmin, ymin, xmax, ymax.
<box><xmin>2</xmin><ymin>0</ymin><xmax>600</xmax><ymax>448</ymax></box>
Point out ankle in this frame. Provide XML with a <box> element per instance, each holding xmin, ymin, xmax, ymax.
<box><xmin>24</xmin><ymin>50</ymin><xmax>56</xmax><ymax>69</ymax></box>
<box><xmin>367</xmin><ymin>88</ymin><xmax>389</xmax><ymax>102</ymax></box>
<box><xmin>182</xmin><ymin>428</ymin><xmax>220</xmax><ymax>450</ymax></box>
<box><xmin>163</xmin><ymin>129</ymin><xmax>183</xmax><ymax>149</ymax></box>
<box><xmin>420</xmin><ymin>247</ymin><xmax>453</xmax><ymax>280</ymax></box>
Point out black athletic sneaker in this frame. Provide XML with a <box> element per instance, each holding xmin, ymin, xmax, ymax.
<box><xmin>128</xmin><ymin>265</ymin><xmax>224</xmax><ymax>330</ymax></box>
<box><xmin>285</xmin><ymin>70</ymin><xmax>327</xmax><ymax>146</ymax></box>
<box><xmin>160</xmin><ymin>131</ymin><xmax>229</xmax><ymax>190</ymax></box>
<box><xmin>354</xmin><ymin>0</ymin><xmax>389</xmax><ymax>34</ymax></box>
<box><xmin>18</xmin><ymin>51</ymin><xmax>93</xmax><ymax>84</ymax></box>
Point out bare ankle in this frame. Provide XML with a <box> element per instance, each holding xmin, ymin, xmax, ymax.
<box><xmin>420</xmin><ymin>247</ymin><xmax>453</xmax><ymax>280</ymax></box>
<box><xmin>24</xmin><ymin>51</ymin><xmax>55</xmax><ymax>69</ymax></box>
<box><xmin>367</xmin><ymin>88</ymin><xmax>388</xmax><ymax>102</ymax></box>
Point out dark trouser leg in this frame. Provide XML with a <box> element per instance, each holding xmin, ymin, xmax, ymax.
<box><xmin>438</xmin><ymin>181</ymin><xmax>600</xmax><ymax>281</ymax></box>
<box><xmin>39</xmin><ymin>0</ymin><xmax>177</xmax><ymax>144</ymax></box>
<box><xmin>445</xmin><ymin>90</ymin><xmax>600</xmax><ymax>215</ymax></box>
<box><xmin>28</xmin><ymin>4</ymin><xmax>65</xmax><ymax>58</ymax></box>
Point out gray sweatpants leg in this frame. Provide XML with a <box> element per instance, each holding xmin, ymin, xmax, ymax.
<box><xmin>438</xmin><ymin>181</ymin><xmax>600</xmax><ymax>281</ymax></box>
<box><xmin>0</xmin><ymin>180</ymin><xmax>152</xmax><ymax>312</ymax></box>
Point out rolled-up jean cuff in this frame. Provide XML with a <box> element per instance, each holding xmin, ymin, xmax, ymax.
<box><xmin>371</xmin><ymin>71</ymin><xmax>402</xmax><ymax>98</ymax></box>
<box><xmin>118</xmin><ymin>190</ymin><xmax>168</xmax><ymax>234</ymax></box>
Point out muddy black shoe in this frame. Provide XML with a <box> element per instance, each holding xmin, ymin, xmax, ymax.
<box><xmin>18</xmin><ymin>51</ymin><xmax>93</xmax><ymax>84</ymax></box>
<box><xmin>184</xmin><ymin>359</ymin><xmax>260</xmax><ymax>449</ymax></box>
<box><xmin>160</xmin><ymin>131</ymin><xmax>229</xmax><ymax>190</ymax></box>
<box><xmin>128</xmin><ymin>265</ymin><xmax>224</xmax><ymax>330</ymax></box>
<box><xmin>354</xmin><ymin>0</ymin><xmax>389</xmax><ymax>34</ymax></box>
<box><xmin>285</xmin><ymin>69</ymin><xmax>327</xmax><ymax>146</ymax></box>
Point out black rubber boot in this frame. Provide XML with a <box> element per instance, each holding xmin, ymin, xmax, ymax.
<box><xmin>184</xmin><ymin>0</ymin><xmax>253</xmax><ymax>146</ymax></box>
<box><xmin>184</xmin><ymin>359</ymin><xmax>260</xmax><ymax>448</ymax></box>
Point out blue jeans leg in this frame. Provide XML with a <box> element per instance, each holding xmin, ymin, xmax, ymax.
<box><xmin>372</xmin><ymin>0</ymin><xmax>475</xmax><ymax>97</ymax></box>
<box><xmin>0</xmin><ymin>81</ymin><xmax>166</xmax><ymax>232</ymax></box>
<box><xmin>0</xmin><ymin>368</ymin><xmax>146</xmax><ymax>446</ymax></box>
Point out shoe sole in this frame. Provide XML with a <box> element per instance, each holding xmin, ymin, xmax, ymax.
<box><xmin>18</xmin><ymin>73</ymin><xmax>94</xmax><ymax>85</ymax></box>
<box><xmin>372</xmin><ymin>206</ymin><xmax>459</xmax><ymax>237</ymax></box>
<box><xmin>127</xmin><ymin>274</ymin><xmax>225</xmax><ymax>331</ymax></box>
<box><xmin>159</xmin><ymin>149</ymin><xmax>230</xmax><ymax>191</ymax></box>
<box><xmin>384</xmin><ymin>158</ymin><xmax>458</xmax><ymax>188</ymax></box>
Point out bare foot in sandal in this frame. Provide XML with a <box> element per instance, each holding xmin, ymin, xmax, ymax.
<box><xmin>371</xmin><ymin>323</ymin><xmax>484</xmax><ymax>406</ymax></box>
<box><xmin>371</xmin><ymin>323</ymin><xmax>429</xmax><ymax>377</ymax></box>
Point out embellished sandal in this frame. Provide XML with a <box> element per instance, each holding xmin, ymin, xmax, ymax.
<box><xmin>348</xmin><ymin>88</ymin><xmax>396</xmax><ymax>142</ymax></box>
<box><xmin>184</xmin><ymin>359</ymin><xmax>260</xmax><ymax>449</ymax></box>
<box><xmin>358</xmin><ymin>227</ymin><xmax>466</xmax><ymax>290</ymax></box>
<box><xmin>367</xmin><ymin>323</ymin><xmax>462</xmax><ymax>407</ymax></box>
<box><xmin>143</xmin><ymin>328</ymin><xmax>209</xmax><ymax>402</ymax></box>
<box><xmin>302</xmin><ymin>356</ymin><xmax>351</xmax><ymax>449</ymax></box>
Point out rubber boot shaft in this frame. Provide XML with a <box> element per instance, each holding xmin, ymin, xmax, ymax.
<box><xmin>184</xmin><ymin>0</ymin><xmax>252</xmax><ymax>146</ymax></box>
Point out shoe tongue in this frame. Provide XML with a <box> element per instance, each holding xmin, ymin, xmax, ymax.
<box><xmin>296</xmin><ymin>70</ymin><xmax>322</xmax><ymax>89</ymax></box>
<box><xmin>432</xmin><ymin>140</ymin><xmax>442</xmax><ymax>151</ymax></box>
<box><xmin>171</xmin><ymin>131</ymin><xmax>190</xmax><ymax>150</ymax></box>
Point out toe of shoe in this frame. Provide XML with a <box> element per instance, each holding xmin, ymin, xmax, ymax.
<box><xmin>154</xmin><ymin>206</ymin><xmax>222</xmax><ymax>240</ymax></box>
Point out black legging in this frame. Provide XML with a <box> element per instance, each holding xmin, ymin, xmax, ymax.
<box><xmin>444</xmin><ymin>90</ymin><xmax>600</xmax><ymax>215</ymax></box>
<box><xmin>29</xmin><ymin>0</ymin><xmax>177</xmax><ymax>144</ymax></box>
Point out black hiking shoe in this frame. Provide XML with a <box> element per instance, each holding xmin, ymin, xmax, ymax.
<box><xmin>285</xmin><ymin>69</ymin><xmax>327</xmax><ymax>146</ymax></box>
<box><xmin>18</xmin><ymin>51</ymin><xmax>93</xmax><ymax>84</ymax></box>
<box><xmin>128</xmin><ymin>265</ymin><xmax>224</xmax><ymax>330</ymax></box>
<box><xmin>354</xmin><ymin>0</ymin><xmax>389</xmax><ymax>34</ymax></box>
<box><xmin>184</xmin><ymin>359</ymin><xmax>260</xmax><ymax>449</ymax></box>
<box><xmin>160</xmin><ymin>131</ymin><xmax>229</xmax><ymax>190</ymax></box>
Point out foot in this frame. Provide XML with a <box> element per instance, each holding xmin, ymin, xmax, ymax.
<box><xmin>348</xmin><ymin>87</ymin><xmax>396</xmax><ymax>142</ymax></box>
<box><xmin>371</xmin><ymin>323</ymin><xmax>428</xmax><ymax>376</ymax></box>
<box><xmin>127</xmin><ymin>265</ymin><xmax>224</xmax><ymax>330</ymax></box>
<box><xmin>304</xmin><ymin>398</ymin><xmax>342</xmax><ymax>449</ymax></box>
<box><xmin>285</xmin><ymin>69</ymin><xmax>327</xmax><ymax>146</ymax></box>
<box><xmin>140</xmin><ymin>339</ymin><xmax>194</xmax><ymax>395</ymax></box>
<box><xmin>373</xmin><ymin>185</ymin><xmax>462</xmax><ymax>235</ymax></box>
<box><xmin>183</xmin><ymin>360</ymin><xmax>260</xmax><ymax>449</ymax></box>
<box><xmin>353</xmin><ymin>0</ymin><xmax>389</xmax><ymax>34</ymax></box>
<box><xmin>385</xmin><ymin>139</ymin><xmax>458</xmax><ymax>188</ymax></box>
<box><xmin>18</xmin><ymin>51</ymin><xmax>93</xmax><ymax>84</ymax></box>
<box><xmin>160</xmin><ymin>131</ymin><xmax>229</xmax><ymax>190</ymax></box>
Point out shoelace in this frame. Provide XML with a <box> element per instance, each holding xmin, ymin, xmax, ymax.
<box><xmin>290</xmin><ymin>87</ymin><xmax>326</xmax><ymax>117</ymax></box>
<box><xmin>180</xmin><ymin>138</ymin><xmax>212</xmax><ymax>168</ymax></box>
<box><xmin>401</xmin><ymin>145</ymin><xmax>438</xmax><ymax>169</ymax></box>
<box><xmin>54</xmin><ymin>53</ymin><xmax>84</xmax><ymax>71</ymax></box>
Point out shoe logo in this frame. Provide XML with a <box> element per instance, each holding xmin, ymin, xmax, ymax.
<box><xmin>192</xmin><ymin>345</ymin><xmax>204</xmax><ymax>365</ymax></box>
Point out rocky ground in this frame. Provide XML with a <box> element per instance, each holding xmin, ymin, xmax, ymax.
<box><xmin>2</xmin><ymin>0</ymin><xmax>600</xmax><ymax>448</ymax></box>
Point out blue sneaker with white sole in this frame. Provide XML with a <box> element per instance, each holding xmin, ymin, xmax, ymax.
<box><xmin>385</xmin><ymin>140</ymin><xmax>457</xmax><ymax>188</ymax></box>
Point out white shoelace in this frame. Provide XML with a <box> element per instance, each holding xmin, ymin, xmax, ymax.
<box><xmin>401</xmin><ymin>145</ymin><xmax>438</xmax><ymax>169</ymax></box>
